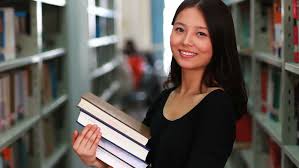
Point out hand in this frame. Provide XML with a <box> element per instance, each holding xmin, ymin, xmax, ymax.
<box><xmin>72</xmin><ymin>124</ymin><xmax>107</xmax><ymax>168</ymax></box>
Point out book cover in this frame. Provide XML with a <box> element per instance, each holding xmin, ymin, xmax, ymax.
<box><xmin>77</xmin><ymin>111</ymin><xmax>149</xmax><ymax>161</ymax></box>
<box><xmin>2</xmin><ymin>74</ymin><xmax>11</xmax><ymax>128</ymax></box>
<box><xmin>96</xmin><ymin>147</ymin><xmax>133</xmax><ymax>168</ymax></box>
<box><xmin>99</xmin><ymin>137</ymin><xmax>148</xmax><ymax>168</ymax></box>
<box><xmin>78</xmin><ymin>92</ymin><xmax>150</xmax><ymax>145</ymax></box>
<box><xmin>0</xmin><ymin>8</ymin><xmax>16</xmax><ymax>61</ymax></box>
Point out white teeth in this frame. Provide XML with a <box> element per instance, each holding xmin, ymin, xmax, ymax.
<box><xmin>180</xmin><ymin>51</ymin><xmax>196</xmax><ymax>56</ymax></box>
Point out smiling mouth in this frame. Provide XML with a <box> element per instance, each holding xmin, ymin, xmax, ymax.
<box><xmin>179</xmin><ymin>50</ymin><xmax>197</xmax><ymax>58</ymax></box>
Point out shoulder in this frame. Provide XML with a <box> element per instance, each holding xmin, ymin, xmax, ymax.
<box><xmin>153</xmin><ymin>87</ymin><xmax>175</xmax><ymax>102</ymax></box>
<box><xmin>143</xmin><ymin>87</ymin><xmax>174</xmax><ymax>126</ymax></box>
<box><xmin>205</xmin><ymin>89</ymin><xmax>232</xmax><ymax>106</ymax></box>
<box><xmin>201</xmin><ymin>89</ymin><xmax>235</xmax><ymax>120</ymax></box>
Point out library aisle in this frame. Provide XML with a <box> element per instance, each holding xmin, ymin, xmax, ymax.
<box><xmin>0</xmin><ymin>0</ymin><xmax>298</xmax><ymax>168</ymax></box>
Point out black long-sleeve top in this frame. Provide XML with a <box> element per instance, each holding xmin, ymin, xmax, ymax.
<box><xmin>143</xmin><ymin>88</ymin><xmax>236</xmax><ymax>168</ymax></box>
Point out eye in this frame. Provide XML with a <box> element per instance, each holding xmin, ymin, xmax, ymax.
<box><xmin>175</xmin><ymin>27</ymin><xmax>184</xmax><ymax>33</ymax></box>
<box><xmin>197</xmin><ymin>32</ymin><xmax>207</xmax><ymax>37</ymax></box>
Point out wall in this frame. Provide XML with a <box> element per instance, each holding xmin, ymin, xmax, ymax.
<box><xmin>117</xmin><ymin>0</ymin><xmax>152</xmax><ymax>51</ymax></box>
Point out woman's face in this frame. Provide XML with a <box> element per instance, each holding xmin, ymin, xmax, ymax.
<box><xmin>170</xmin><ymin>7</ymin><xmax>213</xmax><ymax>71</ymax></box>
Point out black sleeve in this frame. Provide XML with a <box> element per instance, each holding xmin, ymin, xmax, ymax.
<box><xmin>185</xmin><ymin>93</ymin><xmax>236</xmax><ymax>168</ymax></box>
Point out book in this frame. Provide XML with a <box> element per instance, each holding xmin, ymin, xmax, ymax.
<box><xmin>96</xmin><ymin>147</ymin><xmax>133</xmax><ymax>168</ymax></box>
<box><xmin>0</xmin><ymin>8</ymin><xmax>15</xmax><ymax>61</ymax></box>
<box><xmin>77</xmin><ymin>122</ymin><xmax>148</xmax><ymax>168</ymax></box>
<box><xmin>77</xmin><ymin>92</ymin><xmax>150</xmax><ymax>146</ymax></box>
<box><xmin>99</xmin><ymin>137</ymin><xmax>148</xmax><ymax>168</ymax></box>
<box><xmin>268</xmin><ymin>138</ymin><xmax>281</xmax><ymax>168</ymax></box>
<box><xmin>76</xmin><ymin>92</ymin><xmax>150</xmax><ymax>165</ymax></box>
<box><xmin>77</xmin><ymin>110</ymin><xmax>149</xmax><ymax>162</ymax></box>
<box><xmin>294</xmin><ymin>83</ymin><xmax>299</xmax><ymax>144</ymax></box>
<box><xmin>261</xmin><ymin>63</ymin><xmax>268</xmax><ymax>113</ymax></box>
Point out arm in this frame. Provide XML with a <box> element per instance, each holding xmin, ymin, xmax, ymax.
<box><xmin>185</xmin><ymin>95</ymin><xmax>236</xmax><ymax>168</ymax></box>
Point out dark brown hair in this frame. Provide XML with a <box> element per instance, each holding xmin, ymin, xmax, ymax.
<box><xmin>164</xmin><ymin>0</ymin><xmax>248</xmax><ymax>119</ymax></box>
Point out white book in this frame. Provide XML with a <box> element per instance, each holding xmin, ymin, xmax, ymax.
<box><xmin>77</xmin><ymin>93</ymin><xmax>150</xmax><ymax>147</ymax></box>
<box><xmin>0</xmin><ymin>8</ymin><xmax>15</xmax><ymax>61</ymax></box>
<box><xmin>96</xmin><ymin>147</ymin><xmax>132</xmax><ymax>168</ymax></box>
<box><xmin>100</xmin><ymin>138</ymin><xmax>148</xmax><ymax>168</ymax></box>
<box><xmin>77</xmin><ymin>111</ymin><xmax>149</xmax><ymax>161</ymax></box>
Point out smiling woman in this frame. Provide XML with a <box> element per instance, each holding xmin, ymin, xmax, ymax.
<box><xmin>142</xmin><ymin>0</ymin><xmax>248</xmax><ymax>167</ymax></box>
<box><xmin>72</xmin><ymin>0</ymin><xmax>248</xmax><ymax>168</ymax></box>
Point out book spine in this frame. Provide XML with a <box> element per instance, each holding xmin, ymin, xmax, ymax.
<box><xmin>295</xmin><ymin>83</ymin><xmax>299</xmax><ymax>145</ymax></box>
<box><xmin>294</xmin><ymin>0</ymin><xmax>299</xmax><ymax>62</ymax></box>
<box><xmin>77</xmin><ymin>100</ymin><xmax>149</xmax><ymax>146</ymax></box>
<box><xmin>0</xmin><ymin>11</ymin><xmax>4</xmax><ymax>48</ymax></box>
<box><xmin>49</xmin><ymin>61</ymin><xmax>58</xmax><ymax>99</ymax></box>
<box><xmin>77</xmin><ymin>111</ymin><xmax>149</xmax><ymax>161</ymax></box>
<box><xmin>0</xmin><ymin>78</ymin><xmax>4</xmax><ymax>131</ymax></box>
<box><xmin>100</xmin><ymin>137</ymin><xmax>148</xmax><ymax>167</ymax></box>
<box><xmin>96</xmin><ymin>147</ymin><xmax>133</xmax><ymax>168</ymax></box>
<box><xmin>79</xmin><ymin>108</ymin><xmax>148</xmax><ymax>148</ymax></box>
<box><xmin>3</xmin><ymin>75</ymin><xmax>11</xmax><ymax>127</ymax></box>
<box><xmin>2</xmin><ymin>8</ymin><xmax>16</xmax><ymax>61</ymax></box>
<box><xmin>261</xmin><ymin>64</ymin><xmax>268</xmax><ymax>113</ymax></box>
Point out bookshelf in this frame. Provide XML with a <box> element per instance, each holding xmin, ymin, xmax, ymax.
<box><xmin>0</xmin><ymin>0</ymin><xmax>68</xmax><ymax>167</ymax></box>
<box><xmin>225</xmin><ymin>0</ymin><xmax>299</xmax><ymax>167</ymax></box>
<box><xmin>66</xmin><ymin>0</ymin><xmax>122</xmax><ymax>167</ymax></box>
<box><xmin>87</xmin><ymin>0</ymin><xmax>122</xmax><ymax>105</ymax></box>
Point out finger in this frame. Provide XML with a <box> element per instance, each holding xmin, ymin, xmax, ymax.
<box><xmin>90</xmin><ymin>131</ymin><xmax>102</xmax><ymax>152</ymax></box>
<box><xmin>72</xmin><ymin>130</ymin><xmax>79</xmax><ymax>145</ymax></box>
<box><xmin>82</xmin><ymin>125</ymin><xmax>98</xmax><ymax>148</ymax></box>
<box><xmin>87</xmin><ymin>127</ymin><xmax>101</xmax><ymax>149</ymax></box>
<box><xmin>73</xmin><ymin>124</ymin><xmax>92</xmax><ymax>150</ymax></box>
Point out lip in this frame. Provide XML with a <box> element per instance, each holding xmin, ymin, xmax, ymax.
<box><xmin>179</xmin><ymin>49</ymin><xmax>197</xmax><ymax>58</ymax></box>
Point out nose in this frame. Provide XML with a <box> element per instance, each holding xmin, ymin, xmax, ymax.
<box><xmin>183</xmin><ymin>33</ymin><xmax>193</xmax><ymax>46</ymax></box>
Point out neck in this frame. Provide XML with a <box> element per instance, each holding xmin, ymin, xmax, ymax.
<box><xmin>177</xmin><ymin>68</ymin><xmax>207</xmax><ymax>95</ymax></box>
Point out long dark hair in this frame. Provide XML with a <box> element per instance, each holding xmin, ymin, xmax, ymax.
<box><xmin>164</xmin><ymin>0</ymin><xmax>248</xmax><ymax>119</ymax></box>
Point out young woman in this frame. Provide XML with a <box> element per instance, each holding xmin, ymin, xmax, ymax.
<box><xmin>72</xmin><ymin>0</ymin><xmax>248</xmax><ymax>167</ymax></box>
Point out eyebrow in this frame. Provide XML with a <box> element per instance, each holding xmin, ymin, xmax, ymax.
<box><xmin>174</xmin><ymin>22</ymin><xmax>208</xmax><ymax>30</ymax></box>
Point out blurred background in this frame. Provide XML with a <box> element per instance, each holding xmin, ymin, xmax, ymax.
<box><xmin>0</xmin><ymin>0</ymin><xmax>298</xmax><ymax>168</ymax></box>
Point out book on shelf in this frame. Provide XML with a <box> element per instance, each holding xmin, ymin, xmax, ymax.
<box><xmin>0</xmin><ymin>132</ymin><xmax>35</xmax><ymax>168</ymax></box>
<box><xmin>293</xmin><ymin>0</ymin><xmax>299</xmax><ymax>62</ymax></box>
<box><xmin>270</xmin><ymin>68</ymin><xmax>280</xmax><ymax>121</ymax></box>
<box><xmin>261</xmin><ymin>63</ymin><xmax>268</xmax><ymax>113</ymax></box>
<box><xmin>268</xmin><ymin>137</ymin><xmax>281</xmax><ymax>168</ymax></box>
<box><xmin>0</xmin><ymin>67</ymin><xmax>35</xmax><ymax>132</ymax></box>
<box><xmin>0</xmin><ymin>7</ymin><xmax>16</xmax><ymax>62</ymax></box>
<box><xmin>1</xmin><ymin>147</ymin><xmax>14</xmax><ymax>168</ymax></box>
<box><xmin>294</xmin><ymin>82</ymin><xmax>299</xmax><ymax>145</ymax></box>
<box><xmin>42</xmin><ymin>59</ymin><xmax>62</xmax><ymax>105</ymax></box>
<box><xmin>272</xmin><ymin>0</ymin><xmax>282</xmax><ymax>58</ymax></box>
<box><xmin>76</xmin><ymin>92</ymin><xmax>150</xmax><ymax>168</ymax></box>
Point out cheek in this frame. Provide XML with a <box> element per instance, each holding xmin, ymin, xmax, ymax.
<box><xmin>197</xmin><ymin>40</ymin><xmax>213</xmax><ymax>56</ymax></box>
<box><xmin>170</xmin><ymin>33</ymin><xmax>178</xmax><ymax>52</ymax></box>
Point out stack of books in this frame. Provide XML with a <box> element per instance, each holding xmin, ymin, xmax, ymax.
<box><xmin>76</xmin><ymin>92</ymin><xmax>150</xmax><ymax>168</ymax></box>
